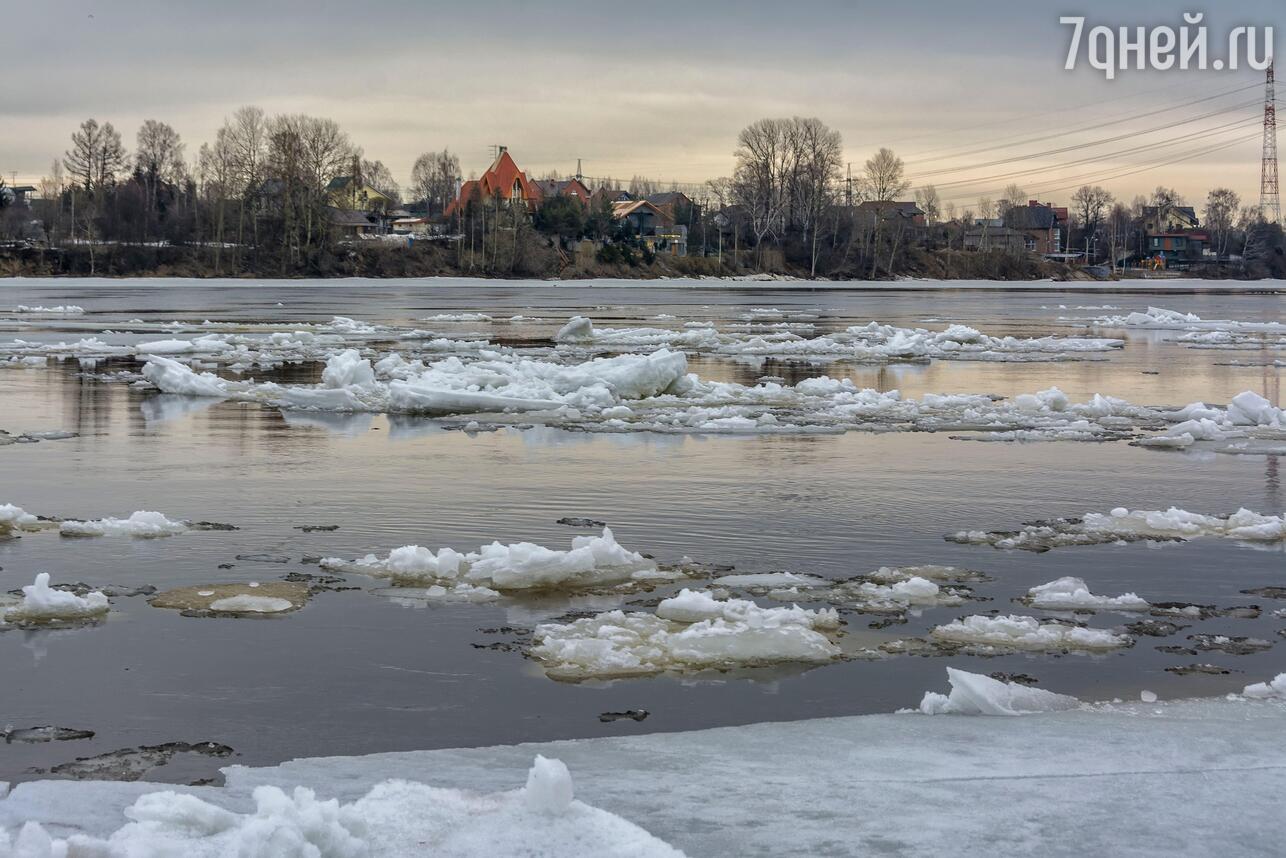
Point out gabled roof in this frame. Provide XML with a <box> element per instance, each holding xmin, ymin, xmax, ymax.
<box><xmin>1006</xmin><ymin>205</ymin><xmax>1056</xmax><ymax>230</ymax></box>
<box><xmin>645</xmin><ymin>191</ymin><xmax>690</xmax><ymax>206</ymax></box>
<box><xmin>856</xmin><ymin>200</ymin><xmax>924</xmax><ymax>220</ymax></box>
<box><xmin>327</xmin><ymin>207</ymin><xmax>376</xmax><ymax>227</ymax></box>
<box><xmin>612</xmin><ymin>199</ymin><xmax>666</xmax><ymax>220</ymax></box>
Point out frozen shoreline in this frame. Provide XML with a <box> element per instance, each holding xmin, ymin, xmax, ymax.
<box><xmin>4</xmin><ymin>694</ymin><xmax>1284</xmax><ymax>856</ymax></box>
<box><xmin>2</xmin><ymin>275</ymin><xmax>1284</xmax><ymax>292</ymax></box>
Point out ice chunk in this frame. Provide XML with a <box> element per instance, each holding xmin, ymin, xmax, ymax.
<box><xmin>1241</xmin><ymin>673</ymin><xmax>1286</xmax><ymax>699</ymax></box>
<box><xmin>0</xmin><ymin>503</ymin><xmax>44</xmax><ymax>537</ymax></box>
<box><xmin>320</xmin><ymin>349</ymin><xmax>376</xmax><ymax>389</ymax></box>
<box><xmin>949</xmin><ymin>506</ymin><xmax>1285</xmax><ymax>551</ymax></box>
<box><xmin>930</xmin><ymin>614</ymin><xmax>1131</xmax><ymax>651</ymax></box>
<box><xmin>207</xmin><ymin>595</ymin><xmax>294</xmax><ymax>613</ymax></box>
<box><xmin>554</xmin><ymin>315</ymin><xmax>595</xmax><ymax>342</ymax></box>
<box><xmin>917</xmin><ymin>668</ymin><xmax>1083</xmax><ymax>715</ymax></box>
<box><xmin>531</xmin><ymin>594</ymin><xmax>841</xmax><ymax>679</ymax></box>
<box><xmin>142</xmin><ymin>356</ymin><xmax>236</xmax><ymax>398</ymax></box>
<box><xmin>1</xmin><ymin>573</ymin><xmax>108</xmax><ymax>624</ymax></box>
<box><xmin>60</xmin><ymin>510</ymin><xmax>189</xmax><ymax>538</ymax></box>
<box><xmin>524</xmin><ymin>755</ymin><xmax>574</xmax><ymax>814</ymax></box>
<box><xmin>1025</xmin><ymin>577</ymin><xmax>1150</xmax><ymax>611</ymax></box>
<box><xmin>4</xmin><ymin>757</ymin><xmax>683</xmax><ymax>857</ymax></box>
<box><xmin>12</xmin><ymin>305</ymin><xmax>85</xmax><ymax>315</ymax></box>
<box><xmin>322</xmin><ymin>528</ymin><xmax>659</xmax><ymax>593</ymax></box>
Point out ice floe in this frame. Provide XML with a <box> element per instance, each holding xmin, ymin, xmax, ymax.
<box><xmin>1241</xmin><ymin>673</ymin><xmax>1286</xmax><ymax>699</ymax></box>
<box><xmin>11</xmin><ymin>305</ymin><xmax>85</xmax><ymax>315</ymax></box>
<box><xmin>60</xmin><ymin>510</ymin><xmax>190</xmax><ymax>538</ymax></box>
<box><xmin>150</xmin><ymin>583</ymin><xmax>311</xmax><ymax>616</ymax></box>
<box><xmin>1023</xmin><ymin>577</ymin><xmax>1150</xmax><ymax>611</ymax></box>
<box><xmin>1</xmin><ymin>574</ymin><xmax>108</xmax><ymax>626</ymax></box>
<box><xmin>720</xmin><ymin>566</ymin><xmax>979</xmax><ymax>613</ymax></box>
<box><xmin>929</xmin><ymin>614</ymin><xmax>1131</xmax><ymax>652</ymax></box>
<box><xmin>554</xmin><ymin>315</ymin><xmax>1122</xmax><ymax>363</ymax></box>
<box><xmin>530</xmin><ymin>590</ymin><xmax>842</xmax><ymax>679</ymax></box>
<box><xmin>0</xmin><ymin>504</ymin><xmax>50</xmax><ymax>537</ymax></box>
<box><xmin>0</xmin><ymin>756</ymin><xmax>682</xmax><ymax>858</ymax></box>
<box><xmin>321</xmin><ymin>527</ymin><xmax>664</xmax><ymax>594</ymax></box>
<box><xmin>948</xmin><ymin>506</ymin><xmax>1286</xmax><ymax>551</ymax></box>
<box><xmin>1094</xmin><ymin>306</ymin><xmax>1286</xmax><ymax>333</ymax></box>
<box><xmin>916</xmin><ymin>668</ymin><xmax>1083</xmax><ymax>715</ymax></box>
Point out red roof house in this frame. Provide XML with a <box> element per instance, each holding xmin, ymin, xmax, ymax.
<box><xmin>445</xmin><ymin>147</ymin><xmax>539</xmax><ymax>217</ymax></box>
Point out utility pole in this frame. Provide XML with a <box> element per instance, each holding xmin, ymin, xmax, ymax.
<box><xmin>845</xmin><ymin>163</ymin><xmax>852</xmax><ymax>208</ymax></box>
<box><xmin>1261</xmin><ymin>61</ymin><xmax>1280</xmax><ymax>223</ymax></box>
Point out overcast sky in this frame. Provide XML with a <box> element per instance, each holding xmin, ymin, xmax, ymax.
<box><xmin>5</xmin><ymin>0</ymin><xmax>1279</xmax><ymax>208</ymax></box>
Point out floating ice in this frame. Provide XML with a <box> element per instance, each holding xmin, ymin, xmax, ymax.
<box><xmin>1095</xmin><ymin>306</ymin><xmax>1286</xmax><ymax>333</ymax></box>
<box><xmin>0</xmin><ymin>504</ymin><xmax>45</xmax><ymax>537</ymax></box>
<box><xmin>1024</xmin><ymin>577</ymin><xmax>1150</xmax><ymax>611</ymax></box>
<box><xmin>423</xmin><ymin>312</ymin><xmax>493</xmax><ymax>322</ymax></box>
<box><xmin>531</xmin><ymin>590</ymin><xmax>841</xmax><ymax>679</ymax></box>
<box><xmin>1241</xmin><ymin>673</ymin><xmax>1286</xmax><ymax>699</ymax></box>
<box><xmin>11</xmin><ymin>305</ymin><xmax>85</xmax><ymax>315</ymax></box>
<box><xmin>917</xmin><ymin>668</ymin><xmax>1084</xmax><ymax>715</ymax></box>
<box><xmin>207</xmin><ymin>595</ymin><xmax>294</xmax><ymax>613</ymax></box>
<box><xmin>322</xmin><ymin>528</ymin><xmax>661</xmax><ymax>593</ymax></box>
<box><xmin>1</xmin><ymin>573</ymin><xmax>108</xmax><ymax>625</ymax></box>
<box><xmin>0</xmin><ymin>756</ymin><xmax>683</xmax><ymax>857</ymax></box>
<box><xmin>554</xmin><ymin>315</ymin><xmax>1122</xmax><ymax>363</ymax></box>
<box><xmin>949</xmin><ymin>507</ymin><xmax>1286</xmax><ymax>551</ymax></box>
<box><xmin>60</xmin><ymin>510</ymin><xmax>189</xmax><ymax>538</ymax></box>
<box><xmin>930</xmin><ymin>614</ymin><xmax>1131</xmax><ymax>652</ymax></box>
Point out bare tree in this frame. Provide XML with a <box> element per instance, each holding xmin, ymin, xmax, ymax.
<box><xmin>790</xmin><ymin>117</ymin><xmax>843</xmax><ymax>277</ymax></box>
<box><xmin>1071</xmin><ymin>185</ymin><xmax>1113</xmax><ymax>259</ymax></box>
<box><xmin>998</xmin><ymin>183</ymin><xmax>1028</xmax><ymax>214</ymax></box>
<box><xmin>410</xmin><ymin>149</ymin><xmax>461</xmax><ymax>216</ymax></box>
<box><xmin>1106</xmin><ymin>201</ymin><xmax>1132</xmax><ymax>270</ymax></box>
<box><xmin>915</xmin><ymin>185</ymin><xmax>941</xmax><ymax>224</ymax></box>
<box><xmin>63</xmin><ymin>118</ymin><xmax>127</xmax><ymax>192</ymax></box>
<box><xmin>1203</xmin><ymin>188</ymin><xmax>1239</xmax><ymax>256</ymax></box>
<box><xmin>863</xmin><ymin>148</ymin><xmax>909</xmax><ymax>201</ymax></box>
<box><xmin>733</xmin><ymin>118</ymin><xmax>797</xmax><ymax>254</ymax></box>
<box><xmin>135</xmin><ymin>120</ymin><xmax>186</xmax><ymax>222</ymax></box>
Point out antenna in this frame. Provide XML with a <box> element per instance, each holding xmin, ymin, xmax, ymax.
<box><xmin>1261</xmin><ymin>61</ymin><xmax>1280</xmax><ymax>223</ymax></box>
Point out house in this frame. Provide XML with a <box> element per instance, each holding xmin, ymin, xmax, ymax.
<box><xmin>531</xmin><ymin>177</ymin><xmax>593</xmax><ymax>207</ymax></box>
<box><xmin>326</xmin><ymin>176</ymin><xmax>393</xmax><ymax>213</ymax></box>
<box><xmin>391</xmin><ymin>216</ymin><xmax>430</xmax><ymax>235</ymax></box>
<box><xmin>964</xmin><ymin>225</ymin><xmax>1026</xmax><ymax>252</ymax></box>
<box><xmin>645</xmin><ymin>191</ymin><xmax>694</xmax><ymax>223</ymax></box>
<box><xmin>1</xmin><ymin>185</ymin><xmax>37</xmax><ymax>207</ymax></box>
<box><xmin>1004</xmin><ymin>200</ymin><xmax>1069</xmax><ymax>254</ymax></box>
<box><xmin>1141</xmin><ymin>205</ymin><xmax>1199</xmax><ymax>234</ymax></box>
<box><xmin>1148</xmin><ymin>229</ymin><xmax>1209</xmax><ymax>265</ymax></box>
<box><xmin>328</xmin><ymin>207</ymin><xmax>379</xmax><ymax>239</ymax></box>
<box><xmin>591</xmin><ymin>187</ymin><xmax>633</xmax><ymax>208</ymax></box>
<box><xmin>855</xmin><ymin>201</ymin><xmax>926</xmax><ymax>229</ymax></box>
<box><xmin>445</xmin><ymin>147</ymin><xmax>539</xmax><ymax>217</ymax></box>
<box><xmin>612</xmin><ymin>199</ymin><xmax>670</xmax><ymax>234</ymax></box>
<box><xmin>642</xmin><ymin>224</ymin><xmax>688</xmax><ymax>257</ymax></box>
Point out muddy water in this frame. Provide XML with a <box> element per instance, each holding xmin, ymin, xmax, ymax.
<box><xmin>0</xmin><ymin>278</ymin><xmax>1282</xmax><ymax>784</ymax></box>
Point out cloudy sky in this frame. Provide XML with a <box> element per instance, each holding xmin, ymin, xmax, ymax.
<box><xmin>5</xmin><ymin>0</ymin><xmax>1279</xmax><ymax>209</ymax></box>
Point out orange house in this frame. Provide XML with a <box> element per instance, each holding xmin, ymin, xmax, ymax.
<box><xmin>445</xmin><ymin>147</ymin><xmax>538</xmax><ymax>217</ymax></box>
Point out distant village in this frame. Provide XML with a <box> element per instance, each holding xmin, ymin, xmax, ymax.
<box><xmin>1</xmin><ymin>112</ymin><xmax>1282</xmax><ymax>280</ymax></box>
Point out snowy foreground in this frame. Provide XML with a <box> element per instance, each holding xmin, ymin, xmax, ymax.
<box><xmin>3</xmin><ymin>680</ymin><xmax>1285</xmax><ymax>857</ymax></box>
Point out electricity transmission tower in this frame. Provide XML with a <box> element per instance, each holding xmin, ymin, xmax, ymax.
<box><xmin>1261</xmin><ymin>62</ymin><xmax>1280</xmax><ymax>223</ymax></box>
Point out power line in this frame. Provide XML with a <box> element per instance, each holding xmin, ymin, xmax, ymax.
<box><xmin>905</xmin><ymin>82</ymin><xmax>1262</xmax><ymax>168</ymax></box>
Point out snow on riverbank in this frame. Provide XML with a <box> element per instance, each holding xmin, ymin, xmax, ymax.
<box><xmin>949</xmin><ymin>506</ymin><xmax>1286</xmax><ymax>551</ymax></box>
<box><xmin>4</xmin><ymin>686</ymin><xmax>1285</xmax><ymax>857</ymax></box>
<box><xmin>321</xmin><ymin>527</ymin><xmax>662</xmax><ymax>594</ymax></box>
<box><xmin>530</xmin><ymin>590</ymin><xmax>842</xmax><ymax>679</ymax></box>
<box><xmin>0</xmin><ymin>756</ymin><xmax>683</xmax><ymax>857</ymax></box>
